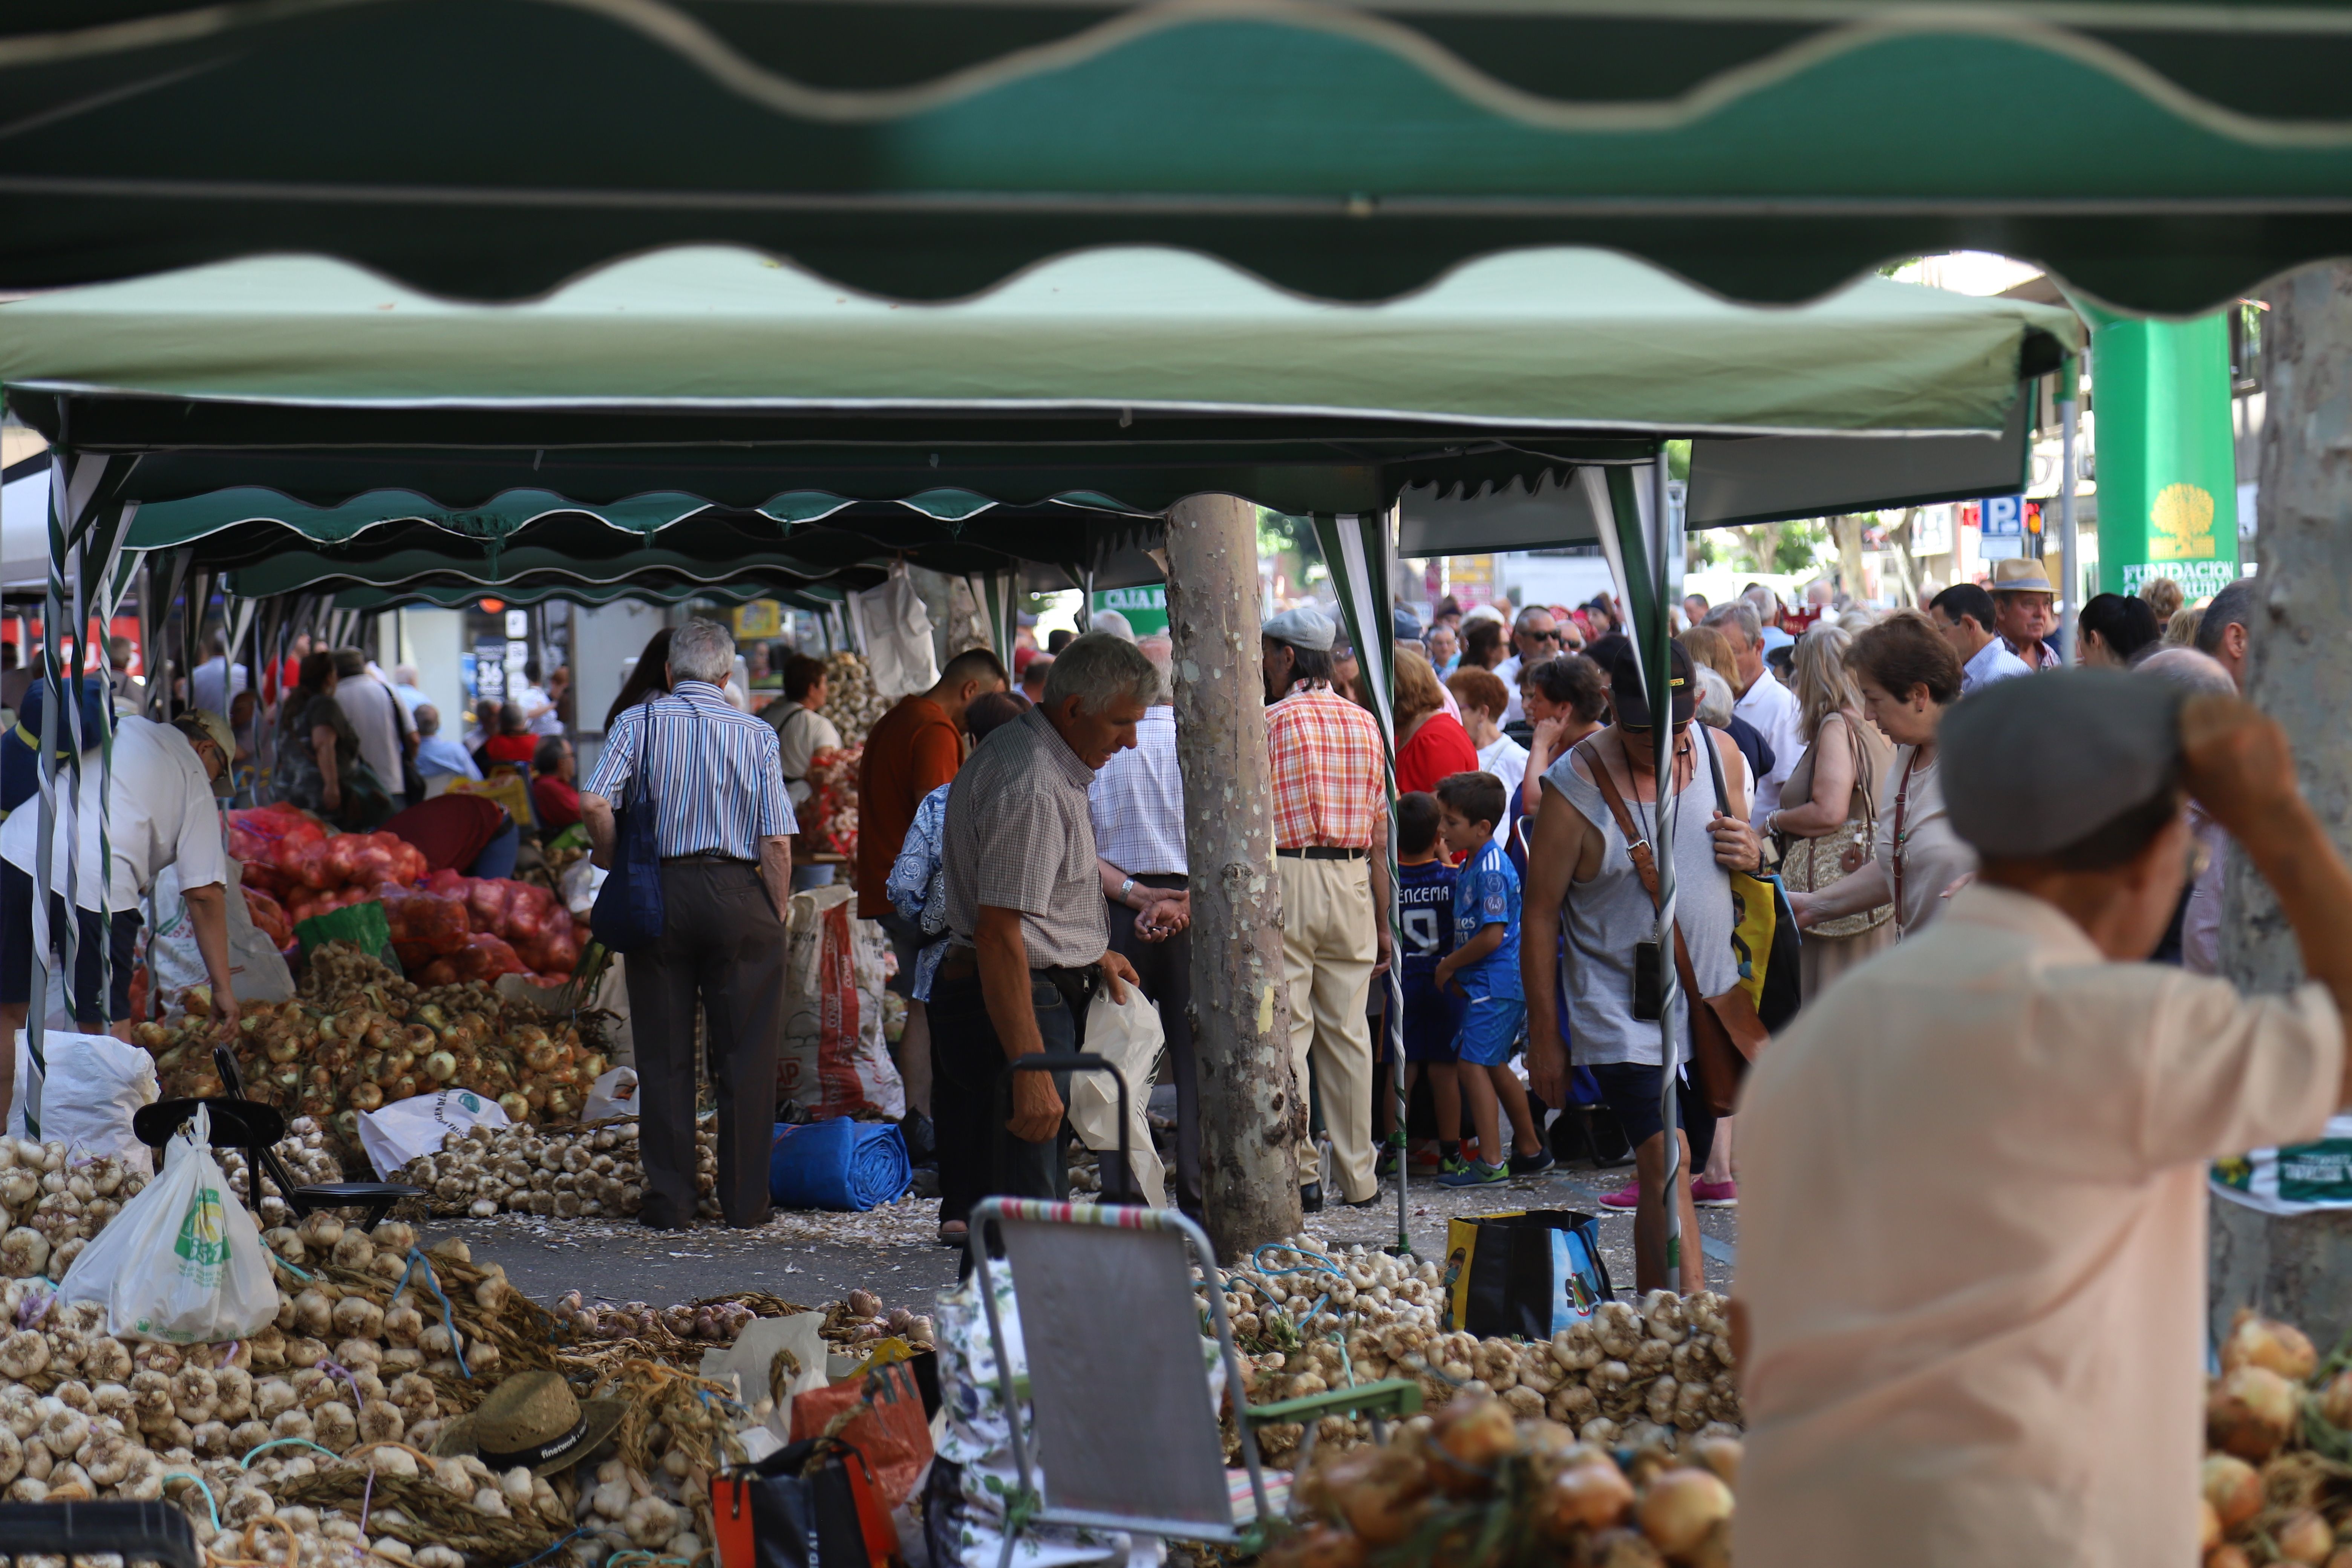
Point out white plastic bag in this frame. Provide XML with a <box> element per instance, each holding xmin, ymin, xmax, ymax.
<box><xmin>59</xmin><ymin>1104</ymin><xmax>278</xmax><ymax>1343</ymax></box>
<box><xmin>150</xmin><ymin>862</ymin><xmax>295</xmax><ymax>1017</ymax></box>
<box><xmin>9</xmin><ymin>1029</ymin><xmax>159</xmax><ymax>1174</ymax></box>
<box><xmin>1074</xmin><ymin>988</ymin><xmax>1167</xmax><ymax>1208</ymax></box>
<box><xmin>355</xmin><ymin>1089</ymin><xmax>510</xmax><ymax>1178</ymax></box>
<box><xmin>584</xmin><ymin>1066</ymin><xmax>639</xmax><ymax>1125</ymax></box>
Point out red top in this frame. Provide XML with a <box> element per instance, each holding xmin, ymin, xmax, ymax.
<box><xmin>856</xmin><ymin>694</ymin><xmax>962</xmax><ymax>917</ymax></box>
<box><xmin>1265</xmin><ymin>683</ymin><xmax>1387</xmax><ymax>850</ymax></box>
<box><xmin>532</xmin><ymin>774</ymin><xmax>582</xmax><ymax>830</ymax></box>
<box><xmin>482</xmin><ymin>733</ymin><xmax>537</xmax><ymax>766</ymax></box>
<box><xmin>1395</xmin><ymin>711</ymin><xmax>1482</xmax><ymax>797</ymax></box>
<box><xmin>382</xmin><ymin>794</ymin><xmax>507</xmax><ymax>874</ymax></box>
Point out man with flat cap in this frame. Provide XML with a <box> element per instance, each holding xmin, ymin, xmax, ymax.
<box><xmin>1731</xmin><ymin>671</ymin><xmax>2352</xmax><ymax>1568</ymax></box>
<box><xmin>1263</xmin><ymin>605</ymin><xmax>1391</xmax><ymax>1213</ymax></box>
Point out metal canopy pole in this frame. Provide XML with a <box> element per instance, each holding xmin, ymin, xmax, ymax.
<box><xmin>2058</xmin><ymin>358</ymin><xmax>2082</xmax><ymax>662</ymax></box>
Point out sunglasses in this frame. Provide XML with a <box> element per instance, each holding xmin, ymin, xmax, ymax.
<box><xmin>1524</xmin><ymin>630</ymin><xmax>1562</xmax><ymax>644</ymax></box>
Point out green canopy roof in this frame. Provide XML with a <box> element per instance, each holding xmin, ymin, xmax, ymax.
<box><xmin>1</xmin><ymin>2</ymin><xmax>2344</xmax><ymax>311</ymax></box>
<box><xmin>1</xmin><ymin>246</ymin><xmax>2076</xmax><ymax>522</ymax></box>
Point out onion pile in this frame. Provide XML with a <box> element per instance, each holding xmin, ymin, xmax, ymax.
<box><xmin>2202</xmin><ymin>1307</ymin><xmax>2352</xmax><ymax>1568</ymax></box>
<box><xmin>139</xmin><ymin>946</ymin><xmax>611</xmax><ymax>1169</ymax></box>
<box><xmin>1208</xmin><ymin>1241</ymin><xmax>1740</xmax><ymax>1469</ymax></box>
<box><xmin>824</xmin><ymin>1289</ymin><xmax>937</xmax><ymax>1351</ymax></box>
<box><xmin>551</xmin><ymin>1295</ymin><xmax>759</xmax><ymax>1344</ymax></box>
<box><xmin>1275</xmin><ymin>1390</ymin><xmax>1741</xmax><ymax>1568</ymax></box>
<box><xmin>388</xmin><ymin>1118</ymin><xmax>722</xmax><ymax>1223</ymax></box>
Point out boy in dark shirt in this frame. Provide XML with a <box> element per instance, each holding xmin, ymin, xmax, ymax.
<box><xmin>1378</xmin><ymin>792</ymin><xmax>1469</xmax><ymax>1178</ymax></box>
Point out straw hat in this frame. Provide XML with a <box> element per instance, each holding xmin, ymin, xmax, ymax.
<box><xmin>1990</xmin><ymin>558</ymin><xmax>2055</xmax><ymax>595</ymax></box>
<box><xmin>428</xmin><ymin>1370</ymin><xmax>626</xmax><ymax>1477</ymax></box>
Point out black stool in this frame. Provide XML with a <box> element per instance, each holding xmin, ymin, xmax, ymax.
<box><xmin>131</xmin><ymin>1045</ymin><xmax>423</xmax><ymax>1233</ymax></box>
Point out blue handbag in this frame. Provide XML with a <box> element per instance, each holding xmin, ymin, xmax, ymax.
<box><xmin>590</xmin><ymin>707</ymin><xmax>666</xmax><ymax>952</ymax></box>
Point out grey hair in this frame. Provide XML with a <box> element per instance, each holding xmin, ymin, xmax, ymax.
<box><xmin>414</xmin><ymin>704</ymin><xmax>440</xmax><ymax>736</ymax></box>
<box><xmin>1513</xmin><ymin>604</ymin><xmax>1554</xmax><ymax>634</ymax></box>
<box><xmin>2194</xmin><ymin>577</ymin><xmax>2258</xmax><ymax>657</ymax></box>
<box><xmin>1743</xmin><ymin>583</ymin><xmax>1781</xmax><ymax>616</ymax></box>
<box><xmin>1703</xmin><ymin>600</ymin><xmax>1762</xmax><ymax>649</ymax></box>
<box><xmin>2138</xmin><ymin>646</ymin><xmax>2237</xmax><ymax>697</ymax></box>
<box><xmin>1692</xmin><ymin>665</ymin><xmax>1736</xmax><ymax>729</ymax></box>
<box><xmin>1043</xmin><ymin>630</ymin><xmax>1162</xmax><ymax>712</ymax></box>
<box><xmin>668</xmin><ymin>617</ymin><xmax>736</xmax><ymax>685</ymax></box>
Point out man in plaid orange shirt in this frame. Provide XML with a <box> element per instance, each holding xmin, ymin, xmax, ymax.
<box><xmin>1262</xmin><ymin>606</ymin><xmax>1392</xmax><ymax>1212</ymax></box>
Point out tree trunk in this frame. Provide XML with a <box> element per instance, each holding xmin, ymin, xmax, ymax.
<box><xmin>2213</xmin><ymin>260</ymin><xmax>2352</xmax><ymax>1348</ymax></box>
<box><xmin>1164</xmin><ymin>494</ymin><xmax>1302</xmax><ymax>1259</ymax></box>
<box><xmin>1831</xmin><ymin>514</ymin><xmax>1868</xmax><ymax>601</ymax></box>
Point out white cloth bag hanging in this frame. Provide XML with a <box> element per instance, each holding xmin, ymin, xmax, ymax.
<box><xmin>1073</xmin><ymin>987</ymin><xmax>1168</xmax><ymax>1208</ymax></box>
<box><xmin>847</xmin><ymin>561</ymin><xmax>939</xmax><ymax>702</ymax></box>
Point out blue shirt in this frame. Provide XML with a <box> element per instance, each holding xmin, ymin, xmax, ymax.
<box><xmin>885</xmin><ymin>782</ymin><xmax>954</xmax><ymax>1002</ymax></box>
<box><xmin>414</xmin><ymin>733</ymin><xmax>482</xmax><ymax>782</ymax></box>
<box><xmin>1397</xmin><ymin>857</ymin><xmax>1463</xmax><ymax>1053</ymax></box>
<box><xmin>582</xmin><ymin>680</ymin><xmax>796</xmax><ymax>860</ymax></box>
<box><xmin>1452</xmin><ymin>839</ymin><xmax>1523</xmax><ymax>999</ymax></box>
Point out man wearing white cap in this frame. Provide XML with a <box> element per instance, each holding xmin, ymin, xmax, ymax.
<box><xmin>1734</xmin><ymin>671</ymin><xmax>2352</xmax><ymax>1568</ymax></box>
<box><xmin>1262</xmin><ymin>605</ymin><xmax>1390</xmax><ymax>1213</ymax></box>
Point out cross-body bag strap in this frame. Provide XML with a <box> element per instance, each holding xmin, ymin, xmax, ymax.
<box><xmin>1574</xmin><ymin>737</ymin><xmax>1710</xmax><ymax>1006</ymax></box>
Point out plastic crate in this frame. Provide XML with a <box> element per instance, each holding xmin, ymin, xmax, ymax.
<box><xmin>0</xmin><ymin>1501</ymin><xmax>199</xmax><ymax>1567</ymax></box>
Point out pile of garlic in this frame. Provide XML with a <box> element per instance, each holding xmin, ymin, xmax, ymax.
<box><xmin>392</xmin><ymin>1118</ymin><xmax>722</xmax><ymax>1222</ymax></box>
<box><xmin>820</xmin><ymin>651</ymin><xmax>890</xmax><ymax>749</ymax></box>
<box><xmin>552</xmin><ymin>1294</ymin><xmax>759</xmax><ymax>1344</ymax></box>
<box><xmin>1208</xmin><ymin>1243</ymin><xmax>1741</xmax><ymax>1466</ymax></box>
<box><xmin>217</xmin><ymin>1116</ymin><xmax>345</xmax><ymax>1229</ymax></box>
<box><xmin>0</xmin><ymin>1139</ymin><xmax>147</xmax><ymax>1282</ymax></box>
<box><xmin>578</xmin><ymin>1453</ymin><xmax>704</xmax><ymax>1561</ymax></box>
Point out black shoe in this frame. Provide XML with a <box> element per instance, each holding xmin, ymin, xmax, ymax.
<box><xmin>1340</xmin><ymin>1191</ymin><xmax>1384</xmax><ymax>1210</ymax></box>
<box><xmin>1299</xmin><ymin>1182</ymin><xmax>1324</xmax><ymax>1213</ymax></box>
<box><xmin>1508</xmin><ymin>1149</ymin><xmax>1557</xmax><ymax>1178</ymax></box>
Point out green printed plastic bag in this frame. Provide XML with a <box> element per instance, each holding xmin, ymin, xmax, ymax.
<box><xmin>57</xmin><ymin>1104</ymin><xmax>279</xmax><ymax>1342</ymax></box>
<box><xmin>294</xmin><ymin>900</ymin><xmax>401</xmax><ymax>973</ymax></box>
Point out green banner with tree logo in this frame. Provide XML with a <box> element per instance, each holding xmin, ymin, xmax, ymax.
<box><xmin>2085</xmin><ymin>308</ymin><xmax>2240</xmax><ymax>600</ymax></box>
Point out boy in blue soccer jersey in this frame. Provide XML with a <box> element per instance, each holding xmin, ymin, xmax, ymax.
<box><xmin>1377</xmin><ymin>792</ymin><xmax>1469</xmax><ymax>1179</ymax></box>
<box><xmin>1433</xmin><ymin>771</ymin><xmax>1552</xmax><ymax>1187</ymax></box>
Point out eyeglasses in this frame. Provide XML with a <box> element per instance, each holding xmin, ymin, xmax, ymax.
<box><xmin>1525</xmin><ymin>630</ymin><xmax>1562</xmax><ymax>644</ymax></box>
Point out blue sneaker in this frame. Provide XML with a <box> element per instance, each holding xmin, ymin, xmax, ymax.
<box><xmin>1438</xmin><ymin>1159</ymin><xmax>1509</xmax><ymax>1188</ymax></box>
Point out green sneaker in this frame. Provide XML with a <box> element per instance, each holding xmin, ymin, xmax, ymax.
<box><xmin>1436</xmin><ymin>1154</ymin><xmax>1470</xmax><ymax>1178</ymax></box>
<box><xmin>1375</xmin><ymin>1147</ymin><xmax>1400</xmax><ymax>1179</ymax></box>
<box><xmin>1438</xmin><ymin>1159</ymin><xmax>1510</xmax><ymax>1188</ymax></box>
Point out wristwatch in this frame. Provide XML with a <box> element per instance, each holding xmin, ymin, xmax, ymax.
<box><xmin>1119</xmin><ymin>877</ymin><xmax>1136</xmax><ymax>906</ymax></box>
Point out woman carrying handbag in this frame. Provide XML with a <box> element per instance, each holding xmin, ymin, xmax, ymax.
<box><xmin>1766</xmin><ymin>623</ymin><xmax>1895</xmax><ymax>1000</ymax></box>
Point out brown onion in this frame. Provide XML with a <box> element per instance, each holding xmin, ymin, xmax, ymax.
<box><xmin>1537</xmin><ymin>1459</ymin><xmax>1634</xmax><ymax>1540</ymax></box>
<box><xmin>2209</xmin><ymin>1366</ymin><xmax>2300</xmax><ymax>1461</ymax></box>
<box><xmin>1259</xmin><ymin>1524</ymin><xmax>1363</xmax><ymax>1568</ymax></box>
<box><xmin>2221</xmin><ymin>1309</ymin><xmax>2318</xmax><ymax>1382</ymax></box>
<box><xmin>2202</xmin><ymin>1453</ymin><xmax>2263</xmax><ymax>1531</ymax></box>
<box><xmin>1689</xmin><ymin>1433</ymin><xmax>1741</xmax><ymax>1489</ymax></box>
<box><xmin>2278</xmin><ymin>1510</ymin><xmax>2334</xmax><ymax>1566</ymax></box>
<box><xmin>1428</xmin><ymin>1395</ymin><xmax>1517</xmax><ymax>1498</ymax></box>
<box><xmin>1634</xmin><ymin>1468</ymin><xmax>1733</xmax><ymax>1558</ymax></box>
<box><xmin>348</xmin><ymin>1083</ymin><xmax>385</xmax><ymax>1112</ymax></box>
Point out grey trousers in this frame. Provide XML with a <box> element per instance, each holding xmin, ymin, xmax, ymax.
<box><xmin>622</xmin><ymin>858</ymin><xmax>786</xmax><ymax>1228</ymax></box>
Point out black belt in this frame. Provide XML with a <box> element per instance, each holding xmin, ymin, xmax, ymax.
<box><xmin>933</xmin><ymin>947</ymin><xmax>1100</xmax><ymax>999</ymax></box>
<box><xmin>1277</xmin><ymin>845</ymin><xmax>1367</xmax><ymax>860</ymax></box>
<box><xmin>665</xmin><ymin>851</ymin><xmax>755</xmax><ymax>865</ymax></box>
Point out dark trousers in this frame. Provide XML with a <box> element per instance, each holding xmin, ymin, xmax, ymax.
<box><xmin>1104</xmin><ymin>876</ymin><xmax>1198</xmax><ymax>1213</ymax></box>
<box><xmin>929</xmin><ymin>965</ymin><xmax>1082</xmax><ymax>1230</ymax></box>
<box><xmin>621</xmin><ymin>858</ymin><xmax>786</xmax><ymax>1229</ymax></box>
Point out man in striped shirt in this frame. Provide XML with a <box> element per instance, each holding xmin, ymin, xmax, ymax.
<box><xmin>1262</xmin><ymin>606</ymin><xmax>1392</xmax><ymax>1214</ymax></box>
<box><xmin>582</xmin><ymin>619</ymin><xmax>796</xmax><ymax>1232</ymax></box>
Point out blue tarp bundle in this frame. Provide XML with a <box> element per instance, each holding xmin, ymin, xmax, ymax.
<box><xmin>769</xmin><ymin>1117</ymin><xmax>910</xmax><ymax>1211</ymax></box>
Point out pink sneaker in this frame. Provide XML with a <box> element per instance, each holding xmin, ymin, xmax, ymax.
<box><xmin>1692</xmin><ymin>1178</ymin><xmax>1738</xmax><ymax>1208</ymax></box>
<box><xmin>1598</xmin><ymin>1179</ymin><xmax>1640</xmax><ymax>1211</ymax></box>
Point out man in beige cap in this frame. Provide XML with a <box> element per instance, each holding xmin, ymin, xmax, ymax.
<box><xmin>1733</xmin><ymin>670</ymin><xmax>2352</xmax><ymax>1568</ymax></box>
<box><xmin>1989</xmin><ymin>556</ymin><xmax>2061</xmax><ymax>669</ymax></box>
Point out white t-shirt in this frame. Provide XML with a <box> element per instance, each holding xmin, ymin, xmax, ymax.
<box><xmin>0</xmin><ymin>717</ymin><xmax>229</xmax><ymax>913</ymax></box>
<box><xmin>1733</xmin><ymin>666</ymin><xmax>1804</xmax><ymax>826</ymax></box>
<box><xmin>1736</xmin><ymin>884</ymin><xmax>2343</xmax><ymax>1568</ymax></box>
<box><xmin>336</xmin><ymin>674</ymin><xmax>412</xmax><ymax>789</ymax></box>
<box><xmin>1475</xmin><ymin>733</ymin><xmax>1528</xmax><ymax>799</ymax></box>
<box><xmin>770</xmin><ymin>701</ymin><xmax>844</xmax><ymax>807</ymax></box>
<box><xmin>1494</xmin><ymin>653</ymin><xmax>1526</xmax><ymax>723</ymax></box>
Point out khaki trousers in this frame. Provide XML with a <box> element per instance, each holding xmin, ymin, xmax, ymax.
<box><xmin>1278</xmin><ymin>855</ymin><xmax>1377</xmax><ymax>1204</ymax></box>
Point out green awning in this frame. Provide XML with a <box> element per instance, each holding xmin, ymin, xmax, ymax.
<box><xmin>331</xmin><ymin>579</ymin><xmax>842</xmax><ymax>612</ymax></box>
<box><xmin>2</xmin><ymin>2</ymin><xmax>2345</xmax><ymax>312</ymax></box>
<box><xmin>2</xmin><ymin>247</ymin><xmax>2073</xmax><ymax>437</ymax></box>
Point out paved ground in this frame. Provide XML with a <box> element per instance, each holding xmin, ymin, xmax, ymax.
<box><xmin>424</xmin><ymin>1154</ymin><xmax>1738</xmax><ymax>1316</ymax></box>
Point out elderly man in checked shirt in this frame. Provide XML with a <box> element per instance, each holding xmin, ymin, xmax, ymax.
<box><xmin>1261</xmin><ymin>606</ymin><xmax>1393</xmax><ymax>1213</ymax></box>
<box><xmin>582</xmin><ymin>619</ymin><xmax>795</xmax><ymax>1231</ymax></box>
